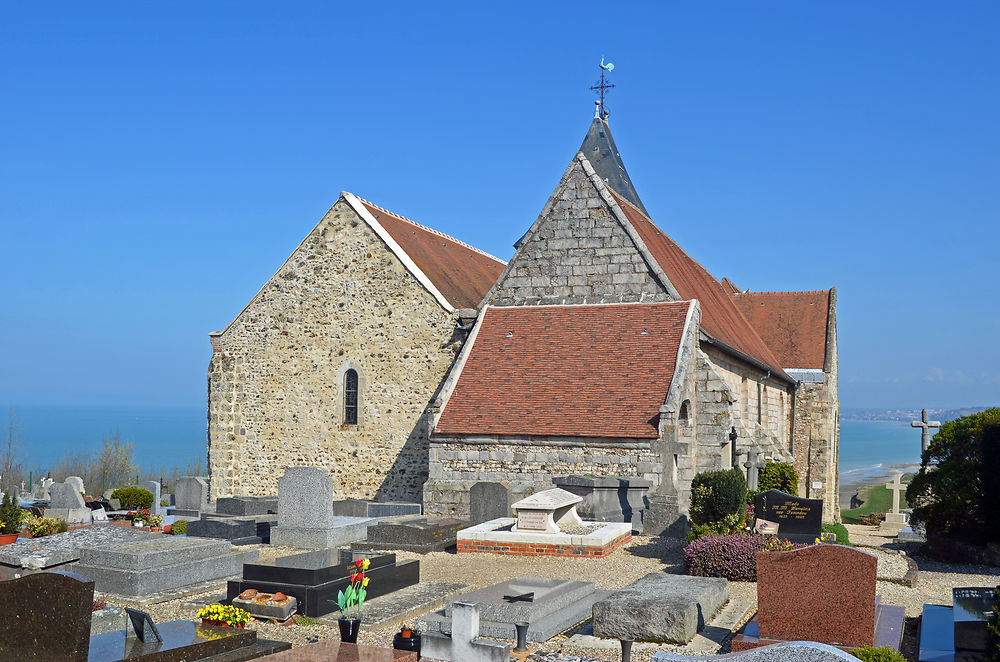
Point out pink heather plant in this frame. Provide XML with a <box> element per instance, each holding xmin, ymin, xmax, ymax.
<box><xmin>683</xmin><ymin>534</ymin><xmax>809</xmax><ymax>582</ymax></box>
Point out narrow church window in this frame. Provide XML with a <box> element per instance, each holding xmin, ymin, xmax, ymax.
<box><xmin>756</xmin><ymin>382</ymin><xmax>762</xmax><ymax>425</ymax></box>
<box><xmin>344</xmin><ymin>369</ymin><xmax>359</xmax><ymax>425</ymax></box>
<box><xmin>679</xmin><ymin>400</ymin><xmax>690</xmax><ymax>425</ymax></box>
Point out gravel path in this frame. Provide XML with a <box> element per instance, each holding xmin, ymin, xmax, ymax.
<box><xmin>93</xmin><ymin>527</ymin><xmax>999</xmax><ymax>662</ymax></box>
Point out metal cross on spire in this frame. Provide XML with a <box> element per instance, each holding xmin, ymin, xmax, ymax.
<box><xmin>590</xmin><ymin>57</ymin><xmax>616</xmax><ymax>120</ymax></box>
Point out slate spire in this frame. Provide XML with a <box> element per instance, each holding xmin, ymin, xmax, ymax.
<box><xmin>578</xmin><ymin>101</ymin><xmax>649</xmax><ymax>216</ymax></box>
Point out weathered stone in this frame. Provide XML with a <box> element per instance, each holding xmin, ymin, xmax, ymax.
<box><xmin>469</xmin><ymin>482</ymin><xmax>511</xmax><ymax>525</ymax></box>
<box><xmin>174</xmin><ymin>476</ymin><xmax>209</xmax><ymax>511</ymax></box>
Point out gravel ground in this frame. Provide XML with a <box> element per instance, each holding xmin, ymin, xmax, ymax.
<box><xmin>95</xmin><ymin>527</ymin><xmax>1000</xmax><ymax>662</ymax></box>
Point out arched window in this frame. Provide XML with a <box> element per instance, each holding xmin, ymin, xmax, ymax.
<box><xmin>344</xmin><ymin>369</ymin><xmax>359</xmax><ymax>425</ymax></box>
<box><xmin>679</xmin><ymin>399</ymin><xmax>691</xmax><ymax>425</ymax></box>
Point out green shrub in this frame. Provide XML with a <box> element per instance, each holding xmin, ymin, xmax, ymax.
<box><xmin>822</xmin><ymin>522</ymin><xmax>851</xmax><ymax>545</ymax></box>
<box><xmin>758</xmin><ymin>462</ymin><xmax>798</xmax><ymax>495</ymax></box>
<box><xmin>851</xmin><ymin>645</ymin><xmax>906</xmax><ymax>661</ymax></box>
<box><xmin>907</xmin><ymin>409</ymin><xmax>1000</xmax><ymax>542</ymax></box>
<box><xmin>690</xmin><ymin>469</ymin><xmax>747</xmax><ymax>525</ymax></box>
<box><xmin>0</xmin><ymin>492</ymin><xmax>22</xmax><ymax>535</ymax></box>
<box><xmin>160</xmin><ymin>498</ymin><xmax>170</xmax><ymax>507</ymax></box>
<box><xmin>111</xmin><ymin>487</ymin><xmax>154</xmax><ymax>510</ymax></box>
<box><xmin>25</xmin><ymin>515</ymin><xmax>66</xmax><ymax>537</ymax></box>
<box><xmin>171</xmin><ymin>519</ymin><xmax>188</xmax><ymax>535</ymax></box>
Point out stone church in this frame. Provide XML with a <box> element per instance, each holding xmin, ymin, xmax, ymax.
<box><xmin>207</xmin><ymin>105</ymin><xmax>840</xmax><ymax>530</ymax></box>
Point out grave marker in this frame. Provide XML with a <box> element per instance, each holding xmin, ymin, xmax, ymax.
<box><xmin>141</xmin><ymin>480</ymin><xmax>163</xmax><ymax>516</ymax></box>
<box><xmin>469</xmin><ymin>482</ymin><xmax>511</xmax><ymax>525</ymax></box>
<box><xmin>45</xmin><ymin>481</ymin><xmax>92</xmax><ymax>525</ymax></box>
<box><xmin>269</xmin><ymin>466</ymin><xmax>374</xmax><ymax>548</ymax></box>
<box><xmin>421</xmin><ymin>601</ymin><xmax>512</xmax><ymax>662</ymax></box>
<box><xmin>880</xmin><ymin>474</ymin><xmax>908</xmax><ymax>534</ymax></box>
<box><xmin>743</xmin><ymin>451</ymin><xmax>764</xmax><ymax>491</ymax></box>
<box><xmin>0</xmin><ymin>571</ymin><xmax>94</xmax><ymax>662</ymax></box>
<box><xmin>65</xmin><ymin>475</ymin><xmax>85</xmax><ymax>495</ymax></box>
<box><xmin>753</xmin><ymin>490</ymin><xmax>822</xmax><ymax>543</ymax></box>
<box><xmin>911</xmin><ymin>408</ymin><xmax>942</xmax><ymax>453</ymax></box>
<box><xmin>174</xmin><ymin>476</ymin><xmax>209</xmax><ymax>514</ymax></box>
<box><xmin>510</xmin><ymin>488</ymin><xmax>583</xmax><ymax>533</ymax></box>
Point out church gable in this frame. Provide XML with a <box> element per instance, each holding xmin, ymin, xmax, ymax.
<box><xmin>484</xmin><ymin>157</ymin><xmax>671</xmax><ymax>306</ymax></box>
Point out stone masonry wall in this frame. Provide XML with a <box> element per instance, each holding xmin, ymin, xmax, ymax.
<box><xmin>485</xmin><ymin>159</ymin><xmax>670</xmax><ymax>307</ymax></box>
<box><xmin>423</xmin><ymin>439</ymin><xmax>661</xmax><ymax>518</ymax></box>
<box><xmin>208</xmin><ymin>198</ymin><xmax>462</xmax><ymax>501</ymax></box>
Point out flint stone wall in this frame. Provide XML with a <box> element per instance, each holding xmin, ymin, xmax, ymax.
<box><xmin>208</xmin><ymin>198</ymin><xmax>463</xmax><ymax>502</ymax></box>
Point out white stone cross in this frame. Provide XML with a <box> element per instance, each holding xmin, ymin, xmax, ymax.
<box><xmin>420</xmin><ymin>601</ymin><xmax>512</xmax><ymax>662</ymax></box>
<box><xmin>911</xmin><ymin>408</ymin><xmax>942</xmax><ymax>453</ymax></box>
<box><xmin>743</xmin><ymin>450</ymin><xmax>765</xmax><ymax>491</ymax></box>
<box><xmin>885</xmin><ymin>473</ymin><xmax>905</xmax><ymax>515</ymax></box>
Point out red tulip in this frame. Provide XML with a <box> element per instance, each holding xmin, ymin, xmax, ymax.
<box><xmin>355</xmin><ymin>559</ymin><xmax>363</xmax><ymax>568</ymax></box>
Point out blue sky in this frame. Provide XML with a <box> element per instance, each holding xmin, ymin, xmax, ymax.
<box><xmin>1</xmin><ymin>2</ymin><xmax>997</xmax><ymax>411</ymax></box>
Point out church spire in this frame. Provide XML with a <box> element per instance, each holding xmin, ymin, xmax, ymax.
<box><xmin>578</xmin><ymin>104</ymin><xmax>649</xmax><ymax>216</ymax></box>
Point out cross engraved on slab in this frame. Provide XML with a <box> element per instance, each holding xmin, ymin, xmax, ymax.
<box><xmin>502</xmin><ymin>592</ymin><xmax>534</xmax><ymax>603</ymax></box>
<box><xmin>911</xmin><ymin>408</ymin><xmax>942</xmax><ymax>452</ymax></box>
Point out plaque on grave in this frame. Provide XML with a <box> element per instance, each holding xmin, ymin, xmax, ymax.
<box><xmin>754</xmin><ymin>490</ymin><xmax>822</xmax><ymax>542</ymax></box>
<box><xmin>517</xmin><ymin>511</ymin><xmax>548</xmax><ymax>531</ymax></box>
<box><xmin>953</xmin><ymin>586</ymin><xmax>996</xmax><ymax>652</ymax></box>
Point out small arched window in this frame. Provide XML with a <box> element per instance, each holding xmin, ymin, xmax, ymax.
<box><xmin>344</xmin><ymin>369</ymin><xmax>359</xmax><ymax>425</ymax></box>
<box><xmin>679</xmin><ymin>399</ymin><xmax>691</xmax><ymax>425</ymax></box>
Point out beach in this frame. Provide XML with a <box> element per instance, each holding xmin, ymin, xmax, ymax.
<box><xmin>838</xmin><ymin>462</ymin><xmax>921</xmax><ymax>508</ymax></box>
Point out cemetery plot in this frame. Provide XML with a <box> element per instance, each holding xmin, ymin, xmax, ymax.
<box><xmin>269</xmin><ymin>467</ymin><xmax>375</xmax><ymax>548</ymax></box>
<box><xmin>417</xmin><ymin>576</ymin><xmax>608</xmax><ymax>642</ymax></box>
<box><xmin>421</xmin><ymin>601</ymin><xmax>511</xmax><ymax>662</ymax></box>
<box><xmin>352</xmin><ymin>515</ymin><xmax>467</xmax><ymax>554</ymax></box>
<box><xmin>753</xmin><ymin>490</ymin><xmax>823</xmax><ymax>543</ymax></box>
<box><xmin>227</xmin><ymin>549</ymin><xmax>419</xmax><ymax>617</ymax></box>
<box><xmin>0</xmin><ymin>524</ymin><xmax>152</xmax><ymax>571</ymax></box>
<box><xmin>553</xmin><ymin>475</ymin><xmax>651</xmax><ymax>532</ymax></box>
<box><xmin>919</xmin><ymin>586</ymin><xmax>998</xmax><ymax>659</ymax></box>
<box><xmin>333</xmin><ymin>499</ymin><xmax>422</xmax><ymax>518</ymax></box>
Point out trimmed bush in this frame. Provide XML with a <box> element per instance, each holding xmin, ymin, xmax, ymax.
<box><xmin>25</xmin><ymin>515</ymin><xmax>67</xmax><ymax>537</ymax></box>
<box><xmin>171</xmin><ymin>519</ymin><xmax>188</xmax><ymax>535</ymax></box>
<box><xmin>111</xmin><ymin>487</ymin><xmax>154</xmax><ymax>510</ymax></box>
<box><xmin>758</xmin><ymin>461</ymin><xmax>799</xmax><ymax>495</ymax></box>
<box><xmin>822</xmin><ymin>522</ymin><xmax>851</xmax><ymax>545</ymax></box>
<box><xmin>851</xmin><ymin>645</ymin><xmax>906</xmax><ymax>661</ymax></box>
<box><xmin>0</xmin><ymin>492</ymin><xmax>22</xmax><ymax>535</ymax></box>
<box><xmin>683</xmin><ymin>534</ymin><xmax>806</xmax><ymax>581</ymax></box>
<box><xmin>690</xmin><ymin>469</ymin><xmax>747</xmax><ymax>525</ymax></box>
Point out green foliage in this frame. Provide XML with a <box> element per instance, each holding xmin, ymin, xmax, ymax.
<box><xmin>171</xmin><ymin>519</ymin><xmax>188</xmax><ymax>535</ymax></box>
<box><xmin>851</xmin><ymin>645</ymin><xmax>906</xmax><ymax>662</ymax></box>
<box><xmin>111</xmin><ymin>486</ymin><xmax>154</xmax><ymax>509</ymax></box>
<box><xmin>688</xmin><ymin>511</ymin><xmax>747</xmax><ymax>541</ymax></box>
<box><xmin>690</xmin><ymin>469</ymin><xmax>747</xmax><ymax>525</ymax></box>
<box><xmin>25</xmin><ymin>515</ymin><xmax>66</xmax><ymax>537</ymax></box>
<box><xmin>757</xmin><ymin>461</ymin><xmax>798</xmax><ymax>495</ymax></box>
<box><xmin>841</xmin><ymin>475</ymin><xmax>913</xmax><ymax>524</ymax></box>
<box><xmin>906</xmin><ymin>408</ymin><xmax>1000</xmax><ymax>541</ymax></box>
<box><xmin>822</xmin><ymin>522</ymin><xmax>851</xmax><ymax>545</ymax></box>
<box><xmin>295</xmin><ymin>615</ymin><xmax>318</xmax><ymax>626</ymax></box>
<box><xmin>0</xmin><ymin>491</ymin><xmax>22</xmax><ymax>535</ymax></box>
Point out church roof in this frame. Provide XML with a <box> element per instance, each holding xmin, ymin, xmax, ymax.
<box><xmin>607</xmin><ymin>189</ymin><xmax>791</xmax><ymax>381</ymax></box>
<box><xmin>730</xmin><ymin>289</ymin><xmax>833</xmax><ymax>370</ymax></box>
<box><xmin>579</xmin><ymin>115</ymin><xmax>649</xmax><ymax>216</ymax></box>
<box><xmin>434</xmin><ymin>302</ymin><xmax>693</xmax><ymax>439</ymax></box>
<box><xmin>351</xmin><ymin>196</ymin><xmax>507</xmax><ymax>310</ymax></box>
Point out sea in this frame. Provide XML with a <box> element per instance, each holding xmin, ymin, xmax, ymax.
<box><xmin>7</xmin><ymin>406</ymin><xmax>924</xmax><ymax>480</ymax></box>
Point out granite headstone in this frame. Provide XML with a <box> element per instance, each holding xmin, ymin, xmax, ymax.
<box><xmin>141</xmin><ymin>480</ymin><xmax>163</xmax><ymax>516</ymax></box>
<box><xmin>469</xmin><ymin>481</ymin><xmax>512</xmax><ymax>526</ymax></box>
<box><xmin>174</xmin><ymin>476</ymin><xmax>209</xmax><ymax>511</ymax></box>
<box><xmin>65</xmin><ymin>475</ymin><xmax>85</xmax><ymax>495</ymax></box>
<box><xmin>753</xmin><ymin>490</ymin><xmax>822</xmax><ymax>542</ymax></box>
<box><xmin>0</xmin><ymin>571</ymin><xmax>94</xmax><ymax>661</ymax></box>
<box><xmin>952</xmin><ymin>586</ymin><xmax>996</xmax><ymax>652</ymax></box>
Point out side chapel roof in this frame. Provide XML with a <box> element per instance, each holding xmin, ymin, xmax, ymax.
<box><xmin>434</xmin><ymin>302</ymin><xmax>693</xmax><ymax>439</ymax></box>
<box><xmin>729</xmin><ymin>289</ymin><xmax>833</xmax><ymax>370</ymax></box>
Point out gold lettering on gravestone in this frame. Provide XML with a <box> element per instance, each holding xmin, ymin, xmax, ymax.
<box><xmin>770</xmin><ymin>501</ymin><xmax>812</xmax><ymax>521</ymax></box>
<box><xmin>517</xmin><ymin>511</ymin><xmax>548</xmax><ymax>530</ymax></box>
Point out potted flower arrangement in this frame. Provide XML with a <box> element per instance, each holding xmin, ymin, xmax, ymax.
<box><xmin>129</xmin><ymin>509</ymin><xmax>150</xmax><ymax>527</ymax></box>
<box><xmin>0</xmin><ymin>492</ymin><xmax>23</xmax><ymax>545</ymax></box>
<box><xmin>334</xmin><ymin>558</ymin><xmax>370</xmax><ymax>643</ymax></box>
<box><xmin>146</xmin><ymin>514</ymin><xmax>165</xmax><ymax>532</ymax></box>
<box><xmin>197</xmin><ymin>604</ymin><xmax>252</xmax><ymax>629</ymax></box>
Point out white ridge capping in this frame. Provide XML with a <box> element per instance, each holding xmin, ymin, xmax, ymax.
<box><xmin>343</xmin><ymin>191</ymin><xmax>456</xmax><ymax>314</ymax></box>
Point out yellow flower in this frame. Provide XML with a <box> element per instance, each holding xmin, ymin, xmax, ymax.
<box><xmin>362</xmin><ymin>577</ymin><xmax>370</xmax><ymax>587</ymax></box>
<box><xmin>362</xmin><ymin>559</ymin><xmax>370</xmax><ymax>570</ymax></box>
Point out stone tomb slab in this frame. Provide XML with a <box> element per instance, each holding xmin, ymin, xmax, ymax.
<box><xmin>260</xmin><ymin>639</ymin><xmax>416</xmax><ymax>661</ymax></box>
<box><xmin>333</xmin><ymin>499</ymin><xmax>422</xmax><ymax>518</ymax></box>
<box><xmin>88</xmin><ymin>620</ymin><xmax>291</xmax><ymax>662</ymax></box>
<box><xmin>952</xmin><ymin>586</ymin><xmax>996</xmax><ymax>652</ymax></box>
<box><xmin>0</xmin><ymin>524</ymin><xmax>153</xmax><ymax>570</ymax></box>
<box><xmin>554</xmin><ymin>475</ymin><xmax>651</xmax><ymax>531</ymax></box>
<box><xmin>753</xmin><ymin>490</ymin><xmax>822</xmax><ymax>543</ymax></box>
<box><xmin>0</xmin><ymin>571</ymin><xmax>94</xmax><ymax>662</ymax></box>
<box><xmin>216</xmin><ymin>495</ymin><xmax>278</xmax><ymax>516</ymax></box>
<box><xmin>651</xmin><ymin>641</ymin><xmax>860</xmax><ymax>661</ymax></box>
<box><xmin>352</xmin><ymin>515</ymin><xmax>466</xmax><ymax>554</ymax></box>
<box><xmin>592</xmin><ymin>572</ymin><xmax>730</xmax><ymax>644</ymax></box>
<box><xmin>511</xmin><ymin>487</ymin><xmax>583</xmax><ymax>533</ymax></box>
<box><xmin>457</xmin><ymin>517</ymin><xmax>632</xmax><ymax>558</ymax></box>
<box><xmin>228</xmin><ymin>549</ymin><xmax>420</xmax><ymax>617</ymax></box>
<box><xmin>74</xmin><ymin>536</ymin><xmax>258</xmax><ymax>597</ymax></box>
<box><xmin>417</xmin><ymin>576</ymin><xmax>607</xmax><ymax>642</ymax></box>
<box><xmin>469</xmin><ymin>481</ymin><xmax>512</xmax><ymax>526</ymax></box>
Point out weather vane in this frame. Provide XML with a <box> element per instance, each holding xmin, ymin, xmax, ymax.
<box><xmin>590</xmin><ymin>57</ymin><xmax>616</xmax><ymax>119</ymax></box>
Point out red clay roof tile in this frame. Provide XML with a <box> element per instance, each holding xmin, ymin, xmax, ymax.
<box><xmin>434</xmin><ymin>302</ymin><xmax>691</xmax><ymax>439</ymax></box>
<box><xmin>730</xmin><ymin>290</ymin><xmax>832</xmax><ymax>370</ymax></box>
<box><xmin>357</xmin><ymin>197</ymin><xmax>506</xmax><ymax>309</ymax></box>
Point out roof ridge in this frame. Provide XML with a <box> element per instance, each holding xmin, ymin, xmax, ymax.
<box><xmin>354</xmin><ymin>195</ymin><xmax>507</xmax><ymax>265</ymax></box>
<box><xmin>491</xmin><ymin>301</ymin><xmax>692</xmax><ymax>310</ymax></box>
<box><xmin>734</xmin><ymin>289</ymin><xmax>832</xmax><ymax>297</ymax></box>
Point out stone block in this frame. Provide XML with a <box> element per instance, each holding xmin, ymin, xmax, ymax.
<box><xmin>269</xmin><ymin>516</ymin><xmax>373</xmax><ymax>548</ymax></box>
<box><xmin>216</xmin><ymin>495</ymin><xmax>279</xmax><ymax>516</ymax></box>
<box><xmin>651</xmin><ymin>641</ymin><xmax>858</xmax><ymax>661</ymax></box>
<box><xmin>44</xmin><ymin>506</ymin><xmax>93</xmax><ymax>525</ymax></box>
<box><xmin>278</xmin><ymin>467</ymin><xmax>333</xmax><ymax>528</ymax></box>
<box><xmin>469</xmin><ymin>481</ymin><xmax>511</xmax><ymax>525</ymax></box>
<box><xmin>593</xmin><ymin>573</ymin><xmax>729</xmax><ymax>644</ymax></box>
<box><xmin>65</xmin><ymin>476</ymin><xmax>85</xmax><ymax>495</ymax></box>
<box><xmin>141</xmin><ymin>481</ymin><xmax>163</xmax><ymax>516</ymax></box>
<box><xmin>0</xmin><ymin>571</ymin><xmax>94</xmax><ymax>662</ymax></box>
<box><xmin>186</xmin><ymin>517</ymin><xmax>257</xmax><ymax>540</ymax></box>
<box><xmin>49</xmin><ymin>482</ymin><xmax>86</xmax><ymax>509</ymax></box>
<box><xmin>174</xmin><ymin>477</ymin><xmax>209</xmax><ymax>511</ymax></box>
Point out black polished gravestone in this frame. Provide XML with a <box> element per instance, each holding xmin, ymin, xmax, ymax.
<box><xmin>352</xmin><ymin>515</ymin><xmax>467</xmax><ymax>554</ymax></box>
<box><xmin>227</xmin><ymin>549</ymin><xmax>420</xmax><ymax>617</ymax></box>
<box><xmin>0</xmin><ymin>571</ymin><xmax>94</xmax><ymax>661</ymax></box>
<box><xmin>953</xmin><ymin>586</ymin><xmax>997</xmax><ymax>652</ymax></box>
<box><xmin>754</xmin><ymin>490</ymin><xmax>823</xmax><ymax>543</ymax></box>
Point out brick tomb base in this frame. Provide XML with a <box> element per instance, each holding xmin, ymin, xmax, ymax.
<box><xmin>456</xmin><ymin>518</ymin><xmax>631</xmax><ymax>558</ymax></box>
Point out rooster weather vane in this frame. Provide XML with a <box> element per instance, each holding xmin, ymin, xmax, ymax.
<box><xmin>590</xmin><ymin>57</ymin><xmax>616</xmax><ymax>119</ymax></box>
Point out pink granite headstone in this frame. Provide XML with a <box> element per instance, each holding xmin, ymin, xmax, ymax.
<box><xmin>756</xmin><ymin>544</ymin><xmax>877</xmax><ymax>647</ymax></box>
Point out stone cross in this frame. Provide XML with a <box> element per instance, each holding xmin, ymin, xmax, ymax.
<box><xmin>420</xmin><ymin>601</ymin><xmax>512</xmax><ymax>662</ymax></box>
<box><xmin>911</xmin><ymin>408</ymin><xmax>941</xmax><ymax>453</ymax></box>
<box><xmin>743</xmin><ymin>450</ymin><xmax>764</xmax><ymax>491</ymax></box>
<box><xmin>885</xmin><ymin>473</ymin><xmax>905</xmax><ymax>515</ymax></box>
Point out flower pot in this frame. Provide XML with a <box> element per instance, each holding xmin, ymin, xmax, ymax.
<box><xmin>0</xmin><ymin>533</ymin><xmax>18</xmax><ymax>546</ymax></box>
<box><xmin>338</xmin><ymin>617</ymin><xmax>361</xmax><ymax>643</ymax></box>
<box><xmin>201</xmin><ymin>618</ymin><xmax>245</xmax><ymax>629</ymax></box>
<box><xmin>149</xmin><ymin>527</ymin><xmax>162</xmax><ymax>533</ymax></box>
<box><xmin>393</xmin><ymin>630</ymin><xmax>421</xmax><ymax>656</ymax></box>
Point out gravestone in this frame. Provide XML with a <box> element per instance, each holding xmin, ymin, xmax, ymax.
<box><xmin>333</xmin><ymin>499</ymin><xmax>422</xmax><ymax>518</ymax></box>
<box><xmin>0</xmin><ymin>523</ymin><xmax>152</xmax><ymax>571</ymax></box>
<box><xmin>141</xmin><ymin>480</ymin><xmax>163</xmax><ymax>516</ymax></box>
<box><xmin>0</xmin><ymin>571</ymin><xmax>94</xmax><ymax>661</ymax></box>
<box><xmin>652</xmin><ymin>641</ymin><xmax>859</xmax><ymax>661</ymax></box>
<box><xmin>216</xmin><ymin>495</ymin><xmax>278</xmax><ymax>516</ymax></box>
<box><xmin>593</xmin><ymin>573</ymin><xmax>730</xmax><ymax>644</ymax></box>
<box><xmin>952</xmin><ymin>586</ymin><xmax>996</xmax><ymax>652</ymax></box>
<box><xmin>510</xmin><ymin>488</ymin><xmax>583</xmax><ymax>533</ymax></box>
<box><xmin>269</xmin><ymin>466</ymin><xmax>373</xmax><ymax>548</ymax></box>
<box><xmin>732</xmin><ymin>544</ymin><xmax>905</xmax><ymax>652</ymax></box>
<box><xmin>45</xmin><ymin>481</ymin><xmax>92</xmax><ymax>525</ymax></box>
<box><xmin>743</xmin><ymin>451</ymin><xmax>765</xmax><ymax>491</ymax></box>
<box><xmin>753</xmin><ymin>490</ymin><xmax>822</xmax><ymax>543</ymax></box>
<box><xmin>32</xmin><ymin>477</ymin><xmax>52</xmax><ymax>501</ymax></box>
<box><xmin>353</xmin><ymin>515</ymin><xmax>466</xmax><ymax>554</ymax></box>
<box><xmin>470</xmin><ymin>481</ymin><xmax>512</xmax><ymax>525</ymax></box>
<box><xmin>173</xmin><ymin>476</ymin><xmax>208</xmax><ymax>516</ymax></box>
<box><xmin>880</xmin><ymin>474</ymin><xmax>908</xmax><ymax>534</ymax></box>
<box><xmin>912</xmin><ymin>408</ymin><xmax>942</xmax><ymax>453</ymax></box>
<box><xmin>421</xmin><ymin>601</ymin><xmax>512</xmax><ymax>662</ymax></box>
<box><xmin>553</xmin><ymin>475</ymin><xmax>651</xmax><ymax>531</ymax></box>
<box><xmin>65</xmin><ymin>475</ymin><xmax>85</xmax><ymax>495</ymax></box>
